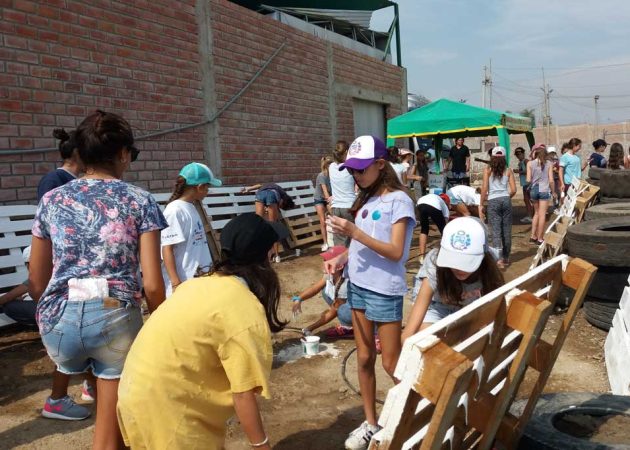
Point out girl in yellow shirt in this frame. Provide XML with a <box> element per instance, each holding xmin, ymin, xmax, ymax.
<box><xmin>117</xmin><ymin>213</ymin><xmax>288</xmax><ymax>449</ymax></box>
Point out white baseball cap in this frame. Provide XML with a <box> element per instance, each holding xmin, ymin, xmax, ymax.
<box><xmin>340</xmin><ymin>135</ymin><xmax>388</xmax><ymax>171</ymax></box>
<box><xmin>436</xmin><ymin>217</ymin><xmax>487</xmax><ymax>273</ymax></box>
<box><xmin>546</xmin><ymin>146</ymin><xmax>557</xmax><ymax>154</ymax></box>
<box><xmin>491</xmin><ymin>146</ymin><xmax>506</xmax><ymax>157</ymax></box>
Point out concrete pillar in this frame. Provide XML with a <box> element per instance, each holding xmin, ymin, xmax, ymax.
<box><xmin>326</xmin><ymin>42</ymin><xmax>337</xmax><ymax>148</ymax></box>
<box><xmin>195</xmin><ymin>0</ymin><xmax>222</xmax><ymax>176</ymax></box>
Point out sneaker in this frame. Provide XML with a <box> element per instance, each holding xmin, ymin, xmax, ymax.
<box><xmin>273</xmin><ymin>255</ymin><xmax>281</xmax><ymax>264</ymax></box>
<box><xmin>321</xmin><ymin>243</ymin><xmax>329</xmax><ymax>252</ymax></box>
<box><xmin>520</xmin><ymin>217</ymin><xmax>533</xmax><ymax>224</ymax></box>
<box><xmin>81</xmin><ymin>380</ymin><xmax>95</xmax><ymax>403</ymax></box>
<box><xmin>42</xmin><ymin>396</ymin><xmax>91</xmax><ymax>421</ymax></box>
<box><xmin>325</xmin><ymin>325</ymin><xmax>354</xmax><ymax>338</ymax></box>
<box><xmin>345</xmin><ymin>421</ymin><xmax>381</xmax><ymax>450</ymax></box>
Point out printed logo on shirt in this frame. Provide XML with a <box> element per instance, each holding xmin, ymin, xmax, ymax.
<box><xmin>450</xmin><ymin>230</ymin><xmax>471</xmax><ymax>251</ymax></box>
<box><xmin>163</xmin><ymin>232</ymin><xmax>179</xmax><ymax>240</ymax></box>
<box><xmin>192</xmin><ymin>221</ymin><xmax>205</xmax><ymax>245</ymax></box>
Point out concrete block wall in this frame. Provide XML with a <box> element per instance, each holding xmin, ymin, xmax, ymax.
<box><xmin>0</xmin><ymin>0</ymin><xmax>406</xmax><ymax>204</ymax></box>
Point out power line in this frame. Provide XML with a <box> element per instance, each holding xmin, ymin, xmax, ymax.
<box><xmin>493</xmin><ymin>62</ymin><xmax>630</xmax><ymax>71</ymax></box>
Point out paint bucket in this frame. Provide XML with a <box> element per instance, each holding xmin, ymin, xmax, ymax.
<box><xmin>301</xmin><ymin>335</ymin><xmax>320</xmax><ymax>355</ymax></box>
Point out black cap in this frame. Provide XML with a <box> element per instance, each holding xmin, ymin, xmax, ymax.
<box><xmin>220</xmin><ymin>213</ymin><xmax>289</xmax><ymax>265</ymax></box>
<box><xmin>592</xmin><ymin>139</ymin><xmax>607</xmax><ymax>148</ymax></box>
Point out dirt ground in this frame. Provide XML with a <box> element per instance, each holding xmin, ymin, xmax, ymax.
<box><xmin>0</xmin><ymin>206</ymin><xmax>611</xmax><ymax>449</ymax></box>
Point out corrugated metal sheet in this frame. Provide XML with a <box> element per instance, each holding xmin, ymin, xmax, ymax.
<box><xmin>273</xmin><ymin>8</ymin><xmax>373</xmax><ymax>28</ymax></box>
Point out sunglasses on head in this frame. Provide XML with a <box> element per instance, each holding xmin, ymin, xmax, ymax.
<box><xmin>129</xmin><ymin>145</ymin><xmax>139</xmax><ymax>162</ymax></box>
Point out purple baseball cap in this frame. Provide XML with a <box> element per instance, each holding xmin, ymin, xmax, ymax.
<box><xmin>339</xmin><ymin>135</ymin><xmax>388</xmax><ymax>171</ymax></box>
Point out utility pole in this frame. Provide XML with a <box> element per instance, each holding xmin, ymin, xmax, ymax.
<box><xmin>540</xmin><ymin>68</ymin><xmax>553</xmax><ymax>143</ymax></box>
<box><xmin>594</xmin><ymin>95</ymin><xmax>600</xmax><ymax>138</ymax></box>
<box><xmin>480</xmin><ymin>62</ymin><xmax>493</xmax><ymax>153</ymax></box>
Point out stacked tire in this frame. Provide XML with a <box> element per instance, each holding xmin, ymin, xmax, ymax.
<box><xmin>586</xmin><ymin>167</ymin><xmax>603</xmax><ymax>187</ymax></box>
<box><xmin>566</xmin><ymin>216</ymin><xmax>630</xmax><ymax>330</ymax></box>
<box><xmin>599</xmin><ymin>170</ymin><xmax>630</xmax><ymax>204</ymax></box>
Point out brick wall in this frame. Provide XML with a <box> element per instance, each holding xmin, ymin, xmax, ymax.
<box><xmin>0</xmin><ymin>0</ymin><xmax>406</xmax><ymax>203</ymax></box>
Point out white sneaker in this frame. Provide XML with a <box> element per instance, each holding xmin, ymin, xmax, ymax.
<box><xmin>345</xmin><ymin>421</ymin><xmax>381</xmax><ymax>450</ymax></box>
<box><xmin>321</xmin><ymin>243</ymin><xmax>329</xmax><ymax>252</ymax></box>
<box><xmin>273</xmin><ymin>255</ymin><xmax>281</xmax><ymax>264</ymax></box>
<box><xmin>520</xmin><ymin>217</ymin><xmax>532</xmax><ymax>224</ymax></box>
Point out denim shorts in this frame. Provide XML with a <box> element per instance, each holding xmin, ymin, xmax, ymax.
<box><xmin>347</xmin><ymin>282</ymin><xmax>403</xmax><ymax>322</ymax></box>
<box><xmin>255</xmin><ymin>189</ymin><xmax>279</xmax><ymax>206</ymax></box>
<box><xmin>321</xmin><ymin>291</ymin><xmax>352</xmax><ymax>327</ymax></box>
<box><xmin>314</xmin><ymin>198</ymin><xmax>327</xmax><ymax>207</ymax></box>
<box><xmin>530</xmin><ymin>184</ymin><xmax>551</xmax><ymax>201</ymax></box>
<box><xmin>424</xmin><ymin>301</ymin><xmax>460</xmax><ymax>323</ymax></box>
<box><xmin>40</xmin><ymin>298</ymin><xmax>143</xmax><ymax>379</ymax></box>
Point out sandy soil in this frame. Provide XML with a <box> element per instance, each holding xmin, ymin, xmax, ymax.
<box><xmin>0</xmin><ymin>208</ymin><xmax>611</xmax><ymax>449</ymax></box>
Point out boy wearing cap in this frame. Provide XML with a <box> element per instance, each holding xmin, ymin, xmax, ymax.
<box><xmin>291</xmin><ymin>245</ymin><xmax>353</xmax><ymax>338</ymax></box>
<box><xmin>403</xmin><ymin>217</ymin><xmax>504</xmax><ymax>341</ymax></box>
<box><xmin>118</xmin><ymin>213</ymin><xmax>288</xmax><ymax>450</ymax></box>
<box><xmin>162</xmin><ymin>162</ymin><xmax>222</xmax><ymax>296</ymax></box>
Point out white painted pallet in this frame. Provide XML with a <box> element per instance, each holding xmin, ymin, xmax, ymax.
<box><xmin>605</xmin><ymin>286</ymin><xmax>630</xmax><ymax>395</ymax></box>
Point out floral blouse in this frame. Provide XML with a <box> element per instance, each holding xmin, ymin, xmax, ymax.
<box><xmin>32</xmin><ymin>178</ymin><xmax>167</xmax><ymax>334</ymax></box>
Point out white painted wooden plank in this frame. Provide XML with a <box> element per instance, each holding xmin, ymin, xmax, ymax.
<box><xmin>0</xmin><ymin>219</ymin><xmax>34</xmax><ymax>233</ymax></box>
<box><xmin>0</xmin><ymin>313</ymin><xmax>17</xmax><ymax>328</ymax></box>
<box><xmin>203</xmin><ymin>205</ymin><xmax>256</xmax><ymax>216</ymax></box>
<box><xmin>605</xmin><ymin>311</ymin><xmax>630</xmax><ymax>395</ymax></box>
<box><xmin>0</xmin><ymin>205</ymin><xmax>38</xmax><ymax>217</ymax></box>
<box><xmin>0</xmin><ymin>271</ymin><xmax>29</xmax><ymax>290</ymax></box>
<box><xmin>0</xmin><ymin>235</ymin><xmax>32</xmax><ymax>250</ymax></box>
<box><xmin>0</xmin><ymin>254</ymin><xmax>25</xmax><ymax>270</ymax></box>
<box><xmin>620</xmin><ymin>287</ymin><xmax>630</xmax><ymax>331</ymax></box>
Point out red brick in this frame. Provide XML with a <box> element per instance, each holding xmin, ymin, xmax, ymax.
<box><xmin>1</xmin><ymin>176</ymin><xmax>25</xmax><ymax>188</ymax></box>
<box><xmin>12</xmin><ymin>163</ymin><xmax>34</xmax><ymax>175</ymax></box>
<box><xmin>10</xmin><ymin>113</ymin><xmax>32</xmax><ymax>124</ymax></box>
<box><xmin>0</xmin><ymin>100</ymin><xmax>22</xmax><ymax>111</ymax></box>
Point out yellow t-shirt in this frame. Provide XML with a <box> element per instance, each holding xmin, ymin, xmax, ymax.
<box><xmin>117</xmin><ymin>275</ymin><xmax>272</xmax><ymax>450</ymax></box>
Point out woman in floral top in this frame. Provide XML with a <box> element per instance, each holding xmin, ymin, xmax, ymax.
<box><xmin>29</xmin><ymin>110</ymin><xmax>167</xmax><ymax>449</ymax></box>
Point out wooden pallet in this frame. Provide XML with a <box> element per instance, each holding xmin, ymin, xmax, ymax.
<box><xmin>371</xmin><ymin>255</ymin><xmax>596</xmax><ymax>450</ymax></box>
<box><xmin>605</xmin><ymin>276</ymin><xmax>630</xmax><ymax>395</ymax></box>
<box><xmin>529</xmin><ymin>179</ymin><xmax>599</xmax><ymax>270</ymax></box>
<box><xmin>0</xmin><ymin>205</ymin><xmax>38</xmax><ymax>328</ymax></box>
<box><xmin>153</xmin><ymin>180</ymin><xmax>321</xmax><ymax>250</ymax></box>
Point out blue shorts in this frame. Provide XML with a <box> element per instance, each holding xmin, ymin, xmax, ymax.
<box><xmin>321</xmin><ymin>291</ymin><xmax>352</xmax><ymax>327</ymax></box>
<box><xmin>314</xmin><ymin>199</ymin><xmax>327</xmax><ymax>207</ymax></box>
<box><xmin>255</xmin><ymin>190</ymin><xmax>279</xmax><ymax>206</ymax></box>
<box><xmin>347</xmin><ymin>282</ymin><xmax>403</xmax><ymax>323</ymax></box>
<box><xmin>40</xmin><ymin>299</ymin><xmax>143</xmax><ymax>379</ymax></box>
<box><xmin>424</xmin><ymin>301</ymin><xmax>460</xmax><ymax>323</ymax></box>
<box><xmin>530</xmin><ymin>184</ymin><xmax>551</xmax><ymax>201</ymax></box>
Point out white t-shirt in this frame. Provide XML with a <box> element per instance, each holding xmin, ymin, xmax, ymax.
<box><xmin>161</xmin><ymin>200</ymin><xmax>212</xmax><ymax>296</ymax></box>
<box><xmin>390</xmin><ymin>162</ymin><xmax>407</xmax><ymax>183</ymax></box>
<box><xmin>329</xmin><ymin>162</ymin><xmax>356</xmax><ymax>208</ymax></box>
<box><xmin>447</xmin><ymin>185</ymin><xmax>480</xmax><ymax>206</ymax></box>
<box><xmin>417</xmin><ymin>194</ymin><xmax>450</xmax><ymax>219</ymax></box>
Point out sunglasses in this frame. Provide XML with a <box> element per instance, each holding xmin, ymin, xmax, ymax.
<box><xmin>347</xmin><ymin>167</ymin><xmax>366</xmax><ymax>175</ymax></box>
<box><xmin>129</xmin><ymin>145</ymin><xmax>139</xmax><ymax>162</ymax></box>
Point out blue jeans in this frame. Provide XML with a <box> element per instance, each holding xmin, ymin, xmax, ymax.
<box><xmin>347</xmin><ymin>282</ymin><xmax>403</xmax><ymax>323</ymax></box>
<box><xmin>424</xmin><ymin>301</ymin><xmax>460</xmax><ymax>323</ymax></box>
<box><xmin>255</xmin><ymin>189</ymin><xmax>279</xmax><ymax>206</ymax></box>
<box><xmin>40</xmin><ymin>299</ymin><xmax>142</xmax><ymax>379</ymax></box>
<box><xmin>3</xmin><ymin>300</ymin><xmax>37</xmax><ymax>327</ymax></box>
<box><xmin>321</xmin><ymin>291</ymin><xmax>352</xmax><ymax>327</ymax></box>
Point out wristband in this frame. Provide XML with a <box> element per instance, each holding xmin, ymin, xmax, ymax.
<box><xmin>250</xmin><ymin>436</ymin><xmax>269</xmax><ymax>447</ymax></box>
<box><xmin>291</xmin><ymin>295</ymin><xmax>302</xmax><ymax>303</ymax></box>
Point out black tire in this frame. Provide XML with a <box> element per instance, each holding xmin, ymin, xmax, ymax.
<box><xmin>584</xmin><ymin>300</ymin><xmax>618</xmax><ymax>330</ymax></box>
<box><xmin>516</xmin><ymin>392</ymin><xmax>630</xmax><ymax>450</ymax></box>
<box><xmin>566</xmin><ymin>217</ymin><xmax>630</xmax><ymax>266</ymax></box>
<box><xmin>585</xmin><ymin>266</ymin><xmax>630</xmax><ymax>301</ymax></box>
<box><xmin>601</xmin><ymin>196</ymin><xmax>630</xmax><ymax>204</ymax></box>
<box><xmin>588</xmin><ymin>167</ymin><xmax>604</xmax><ymax>180</ymax></box>
<box><xmin>600</xmin><ymin>170</ymin><xmax>630</xmax><ymax>198</ymax></box>
<box><xmin>586</xmin><ymin>203</ymin><xmax>630</xmax><ymax>221</ymax></box>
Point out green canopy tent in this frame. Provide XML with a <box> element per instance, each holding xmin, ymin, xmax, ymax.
<box><xmin>386</xmin><ymin>98</ymin><xmax>535</xmax><ymax>165</ymax></box>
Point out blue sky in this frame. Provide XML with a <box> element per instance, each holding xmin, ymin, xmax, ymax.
<box><xmin>371</xmin><ymin>0</ymin><xmax>630</xmax><ymax>125</ymax></box>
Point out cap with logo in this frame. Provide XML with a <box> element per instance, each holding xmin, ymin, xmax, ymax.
<box><xmin>220</xmin><ymin>213</ymin><xmax>289</xmax><ymax>265</ymax></box>
<box><xmin>179</xmin><ymin>162</ymin><xmax>222</xmax><ymax>187</ymax></box>
<box><xmin>339</xmin><ymin>135</ymin><xmax>388</xmax><ymax>171</ymax></box>
<box><xmin>491</xmin><ymin>146</ymin><xmax>506</xmax><ymax>157</ymax></box>
<box><xmin>436</xmin><ymin>217</ymin><xmax>487</xmax><ymax>273</ymax></box>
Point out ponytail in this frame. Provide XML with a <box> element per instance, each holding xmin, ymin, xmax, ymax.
<box><xmin>53</xmin><ymin>128</ymin><xmax>77</xmax><ymax>160</ymax></box>
<box><xmin>168</xmin><ymin>176</ymin><xmax>188</xmax><ymax>203</ymax></box>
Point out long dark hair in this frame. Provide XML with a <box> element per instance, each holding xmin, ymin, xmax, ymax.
<box><xmin>53</xmin><ymin>128</ymin><xmax>77</xmax><ymax>160</ymax></box>
<box><xmin>168</xmin><ymin>175</ymin><xmax>190</xmax><ymax>203</ymax></box>
<box><xmin>489</xmin><ymin>155</ymin><xmax>507</xmax><ymax>179</ymax></box>
<box><xmin>436</xmin><ymin>253</ymin><xmax>504</xmax><ymax>306</ymax></box>
<box><xmin>535</xmin><ymin>147</ymin><xmax>547</xmax><ymax>168</ymax></box>
<box><xmin>349</xmin><ymin>161</ymin><xmax>409</xmax><ymax>216</ymax></box>
<box><xmin>608</xmin><ymin>143</ymin><xmax>624</xmax><ymax>170</ymax></box>
<box><xmin>75</xmin><ymin>110</ymin><xmax>134</xmax><ymax>169</ymax></box>
<box><xmin>208</xmin><ymin>259</ymin><xmax>286</xmax><ymax>332</ymax></box>
<box><xmin>568</xmin><ymin>137</ymin><xmax>582</xmax><ymax>151</ymax></box>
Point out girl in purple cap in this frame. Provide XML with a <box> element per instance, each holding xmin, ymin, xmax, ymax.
<box><xmin>326</xmin><ymin>135</ymin><xmax>416</xmax><ymax>450</ymax></box>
